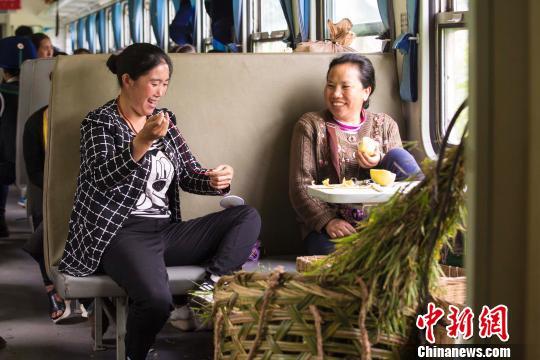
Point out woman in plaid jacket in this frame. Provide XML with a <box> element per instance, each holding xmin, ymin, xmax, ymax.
<box><xmin>58</xmin><ymin>43</ymin><xmax>261</xmax><ymax>360</ymax></box>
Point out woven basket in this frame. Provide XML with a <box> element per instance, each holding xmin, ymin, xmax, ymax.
<box><xmin>213</xmin><ymin>270</ymin><xmax>409</xmax><ymax>359</ymax></box>
<box><xmin>296</xmin><ymin>256</ymin><xmax>466</xmax><ymax>306</ymax></box>
<box><xmin>296</xmin><ymin>256</ymin><xmax>327</xmax><ymax>273</ymax></box>
<box><xmin>296</xmin><ymin>256</ymin><xmax>467</xmax><ymax>346</ymax></box>
<box><xmin>436</xmin><ymin>265</ymin><xmax>466</xmax><ymax>305</ymax></box>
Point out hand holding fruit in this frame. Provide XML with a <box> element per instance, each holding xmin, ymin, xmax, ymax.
<box><xmin>357</xmin><ymin>137</ymin><xmax>381</xmax><ymax>169</ymax></box>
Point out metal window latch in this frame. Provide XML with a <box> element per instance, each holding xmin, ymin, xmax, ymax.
<box><xmin>408</xmin><ymin>34</ymin><xmax>420</xmax><ymax>43</ymax></box>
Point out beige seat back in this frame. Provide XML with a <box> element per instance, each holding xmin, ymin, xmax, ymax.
<box><xmin>16</xmin><ymin>58</ymin><xmax>55</xmax><ymax>189</ymax></box>
<box><xmin>44</xmin><ymin>53</ymin><xmax>402</xmax><ymax>270</ymax></box>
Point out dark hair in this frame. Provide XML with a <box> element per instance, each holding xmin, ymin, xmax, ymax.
<box><xmin>53</xmin><ymin>49</ymin><xmax>67</xmax><ymax>56</ymax></box>
<box><xmin>73</xmin><ymin>48</ymin><xmax>91</xmax><ymax>55</ymax></box>
<box><xmin>171</xmin><ymin>44</ymin><xmax>196</xmax><ymax>53</ymax></box>
<box><xmin>30</xmin><ymin>33</ymin><xmax>50</xmax><ymax>51</ymax></box>
<box><xmin>327</xmin><ymin>54</ymin><xmax>376</xmax><ymax>109</ymax></box>
<box><xmin>106</xmin><ymin>43</ymin><xmax>173</xmax><ymax>87</ymax></box>
<box><xmin>15</xmin><ymin>25</ymin><xmax>33</xmax><ymax>37</ymax></box>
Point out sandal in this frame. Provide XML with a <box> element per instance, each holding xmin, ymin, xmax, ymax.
<box><xmin>47</xmin><ymin>288</ymin><xmax>66</xmax><ymax>322</ymax></box>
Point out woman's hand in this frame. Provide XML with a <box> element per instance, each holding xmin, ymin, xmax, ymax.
<box><xmin>137</xmin><ymin>111</ymin><xmax>169</xmax><ymax>144</ymax></box>
<box><xmin>357</xmin><ymin>146</ymin><xmax>381</xmax><ymax>169</ymax></box>
<box><xmin>206</xmin><ymin>164</ymin><xmax>234</xmax><ymax>190</ymax></box>
<box><xmin>131</xmin><ymin>112</ymin><xmax>170</xmax><ymax>162</ymax></box>
<box><xmin>324</xmin><ymin>218</ymin><xmax>356</xmax><ymax>239</ymax></box>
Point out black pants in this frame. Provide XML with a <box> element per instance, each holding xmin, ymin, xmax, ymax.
<box><xmin>101</xmin><ymin>205</ymin><xmax>261</xmax><ymax>360</ymax></box>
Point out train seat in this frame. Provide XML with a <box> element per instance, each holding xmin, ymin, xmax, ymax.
<box><xmin>43</xmin><ymin>53</ymin><xmax>402</xmax><ymax>359</ymax></box>
<box><xmin>16</xmin><ymin>58</ymin><xmax>55</xmax><ymax>226</ymax></box>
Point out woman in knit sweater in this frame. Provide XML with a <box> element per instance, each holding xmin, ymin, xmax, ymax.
<box><xmin>289</xmin><ymin>54</ymin><xmax>422</xmax><ymax>255</ymax></box>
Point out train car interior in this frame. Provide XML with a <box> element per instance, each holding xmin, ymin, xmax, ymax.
<box><xmin>0</xmin><ymin>0</ymin><xmax>538</xmax><ymax>359</ymax></box>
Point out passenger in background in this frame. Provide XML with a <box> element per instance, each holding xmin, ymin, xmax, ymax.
<box><xmin>15</xmin><ymin>25</ymin><xmax>33</xmax><ymax>37</ymax></box>
<box><xmin>289</xmin><ymin>53</ymin><xmax>422</xmax><ymax>255</ymax></box>
<box><xmin>0</xmin><ymin>37</ymin><xmax>36</xmax><ymax>237</ymax></box>
<box><xmin>58</xmin><ymin>43</ymin><xmax>260</xmax><ymax>360</ymax></box>
<box><xmin>22</xmin><ymin>103</ymin><xmax>68</xmax><ymax>322</ymax></box>
<box><xmin>53</xmin><ymin>48</ymin><xmax>68</xmax><ymax>56</ymax></box>
<box><xmin>30</xmin><ymin>33</ymin><xmax>54</xmax><ymax>58</ymax></box>
<box><xmin>170</xmin><ymin>43</ymin><xmax>196</xmax><ymax>53</ymax></box>
<box><xmin>73</xmin><ymin>48</ymin><xmax>91</xmax><ymax>55</ymax></box>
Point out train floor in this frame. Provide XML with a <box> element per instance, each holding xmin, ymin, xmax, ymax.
<box><xmin>0</xmin><ymin>186</ymin><xmax>296</xmax><ymax>360</ymax></box>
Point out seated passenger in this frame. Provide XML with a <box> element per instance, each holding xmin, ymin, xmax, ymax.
<box><xmin>23</xmin><ymin>105</ymin><xmax>68</xmax><ymax>322</ymax></box>
<box><xmin>289</xmin><ymin>53</ymin><xmax>422</xmax><ymax>256</ymax></box>
<box><xmin>58</xmin><ymin>43</ymin><xmax>261</xmax><ymax>360</ymax></box>
<box><xmin>30</xmin><ymin>33</ymin><xmax>53</xmax><ymax>59</ymax></box>
<box><xmin>0</xmin><ymin>36</ymin><xmax>36</xmax><ymax>237</ymax></box>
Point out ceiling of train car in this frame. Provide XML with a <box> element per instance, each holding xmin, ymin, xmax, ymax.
<box><xmin>41</xmin><ymin>0</ymin><xmax>112</xmax><ymax>23</ymax></box>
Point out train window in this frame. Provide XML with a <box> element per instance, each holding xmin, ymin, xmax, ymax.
<box><xmin>251</xmin><ymin>0</ymin><xmax>290</xmax><ymax>53</ymax></box>
<box><xmin>325</xmin><ymin>0</ymin><xmax>385</xmax><ymax>53</ymax></box>
<box><xmin>435</xmin><ymin>3</ymin><xmax>468</xmax><ymax>145</ymax></box>
<box><xmin>260</xmin><ymin>0</ymin><xmax>288</xmax><ymax>33</ymax></box>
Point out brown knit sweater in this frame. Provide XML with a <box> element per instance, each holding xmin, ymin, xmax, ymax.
<box><xmin>289</xmin><ymin>110</ymin><xmax>402</xmax><ymax>238</ymax></box>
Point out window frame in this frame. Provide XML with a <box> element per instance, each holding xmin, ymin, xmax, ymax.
<box><xmin>433</xmin><ymin>7</ymin><xmax>468</xmax><ymax>147</ymax></box>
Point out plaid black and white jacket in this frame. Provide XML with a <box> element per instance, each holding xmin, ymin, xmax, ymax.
<box><xmin>58</xmin><ymin>99</ymin><xmax>222</xmax><ymax>276</ymax></box>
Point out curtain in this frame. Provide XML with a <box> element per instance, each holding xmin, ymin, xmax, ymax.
<box><xmin>279</xmin><ymin>0</ymin><xmax>297</xmax><ymax>47</ymax></box>
<box><xmin>377</xmin><ymin>0</ymin><xmax>390</xmax><ymax>31</ymax></box>
<box><xmin>69</xmin><ymin>22</ymin><xmax>76</xmax><ymax>52</ymax></box>
<box><xmin>86</xmin><ymin>13</ymin><xmax>96</xmax><ymax>53</ymax></box>
<box><xmin>297</xmin><ymin>0</ymin><xmax>309</xmax><ymax>42</ymax></box>
<box><xmin>112</xmin><ymin>2</ymin><xmax>123</xmax><ymax>50</ymax></box>
<box><xmin>128</xmin><ymin>0</ymin><xmax>143</xmax><ymax>43</ymax></box>
<box><xmin>150</xmin><ymin>0</ymin><xmax>166</xmax><ymax>47</ymax></box>
<box><xmin>97</xmin><ymin>9</ymin><xmax>107</xmax><ymax>53</ymax></box>
<box><xmin>77</xmin><ymin>18</ymin><xmax>86</xmax><ymax>49</ymax></box>
<box><xmin>231</xmin><ymin>0</ymin><xmax>242</xmax><ymax>43</ymax></box>
<box><xmin>172</xmin><ymin>0</ymin><xmax>180</xmax><ymax>12</ymax></box>
<box><xmin>393</xmin><ymin>0</ymin><xmax>418</xmax><ymax>101</ymax></box>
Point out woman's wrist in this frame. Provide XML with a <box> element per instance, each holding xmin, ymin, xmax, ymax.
<box><xmin>131</xmin><ymin>137</ymin><xmax>153</xmax><ymax>162</ymax></box>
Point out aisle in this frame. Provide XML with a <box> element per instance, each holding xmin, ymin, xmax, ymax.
<box><xmin>0</xmin><ymin>186</ymin><xmax>213</xmax><ymax>360</ymax></box>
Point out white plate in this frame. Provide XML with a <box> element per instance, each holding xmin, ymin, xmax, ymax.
<box><xmin>307</xmin><ymin>181</ymin><xmax>419</xmax><ymax>204</ymax></box>
<box><xmin>219</xmin><ymin>195</ymin><xmax>245</xmax><ymax>208</ymax></box>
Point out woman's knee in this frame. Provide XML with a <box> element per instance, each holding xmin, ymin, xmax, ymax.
<box><xmin>304</xmin><ymin>231</ymin><xmax>335</xmax><ymax>255</ymax></box>
<box><xmin>231</xmin><ymin>205</ymin><xmax>261</xmax><ymax>228</ymax></box>
<box><xmin>385</xmin><ymin>147</ymin><xmax>414</xmax><ymax>162</ymax></box>
<box><xmin>382</xmin><ymin>148</ymin><xmax>423</xmax><ymax>180</ymax></box>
